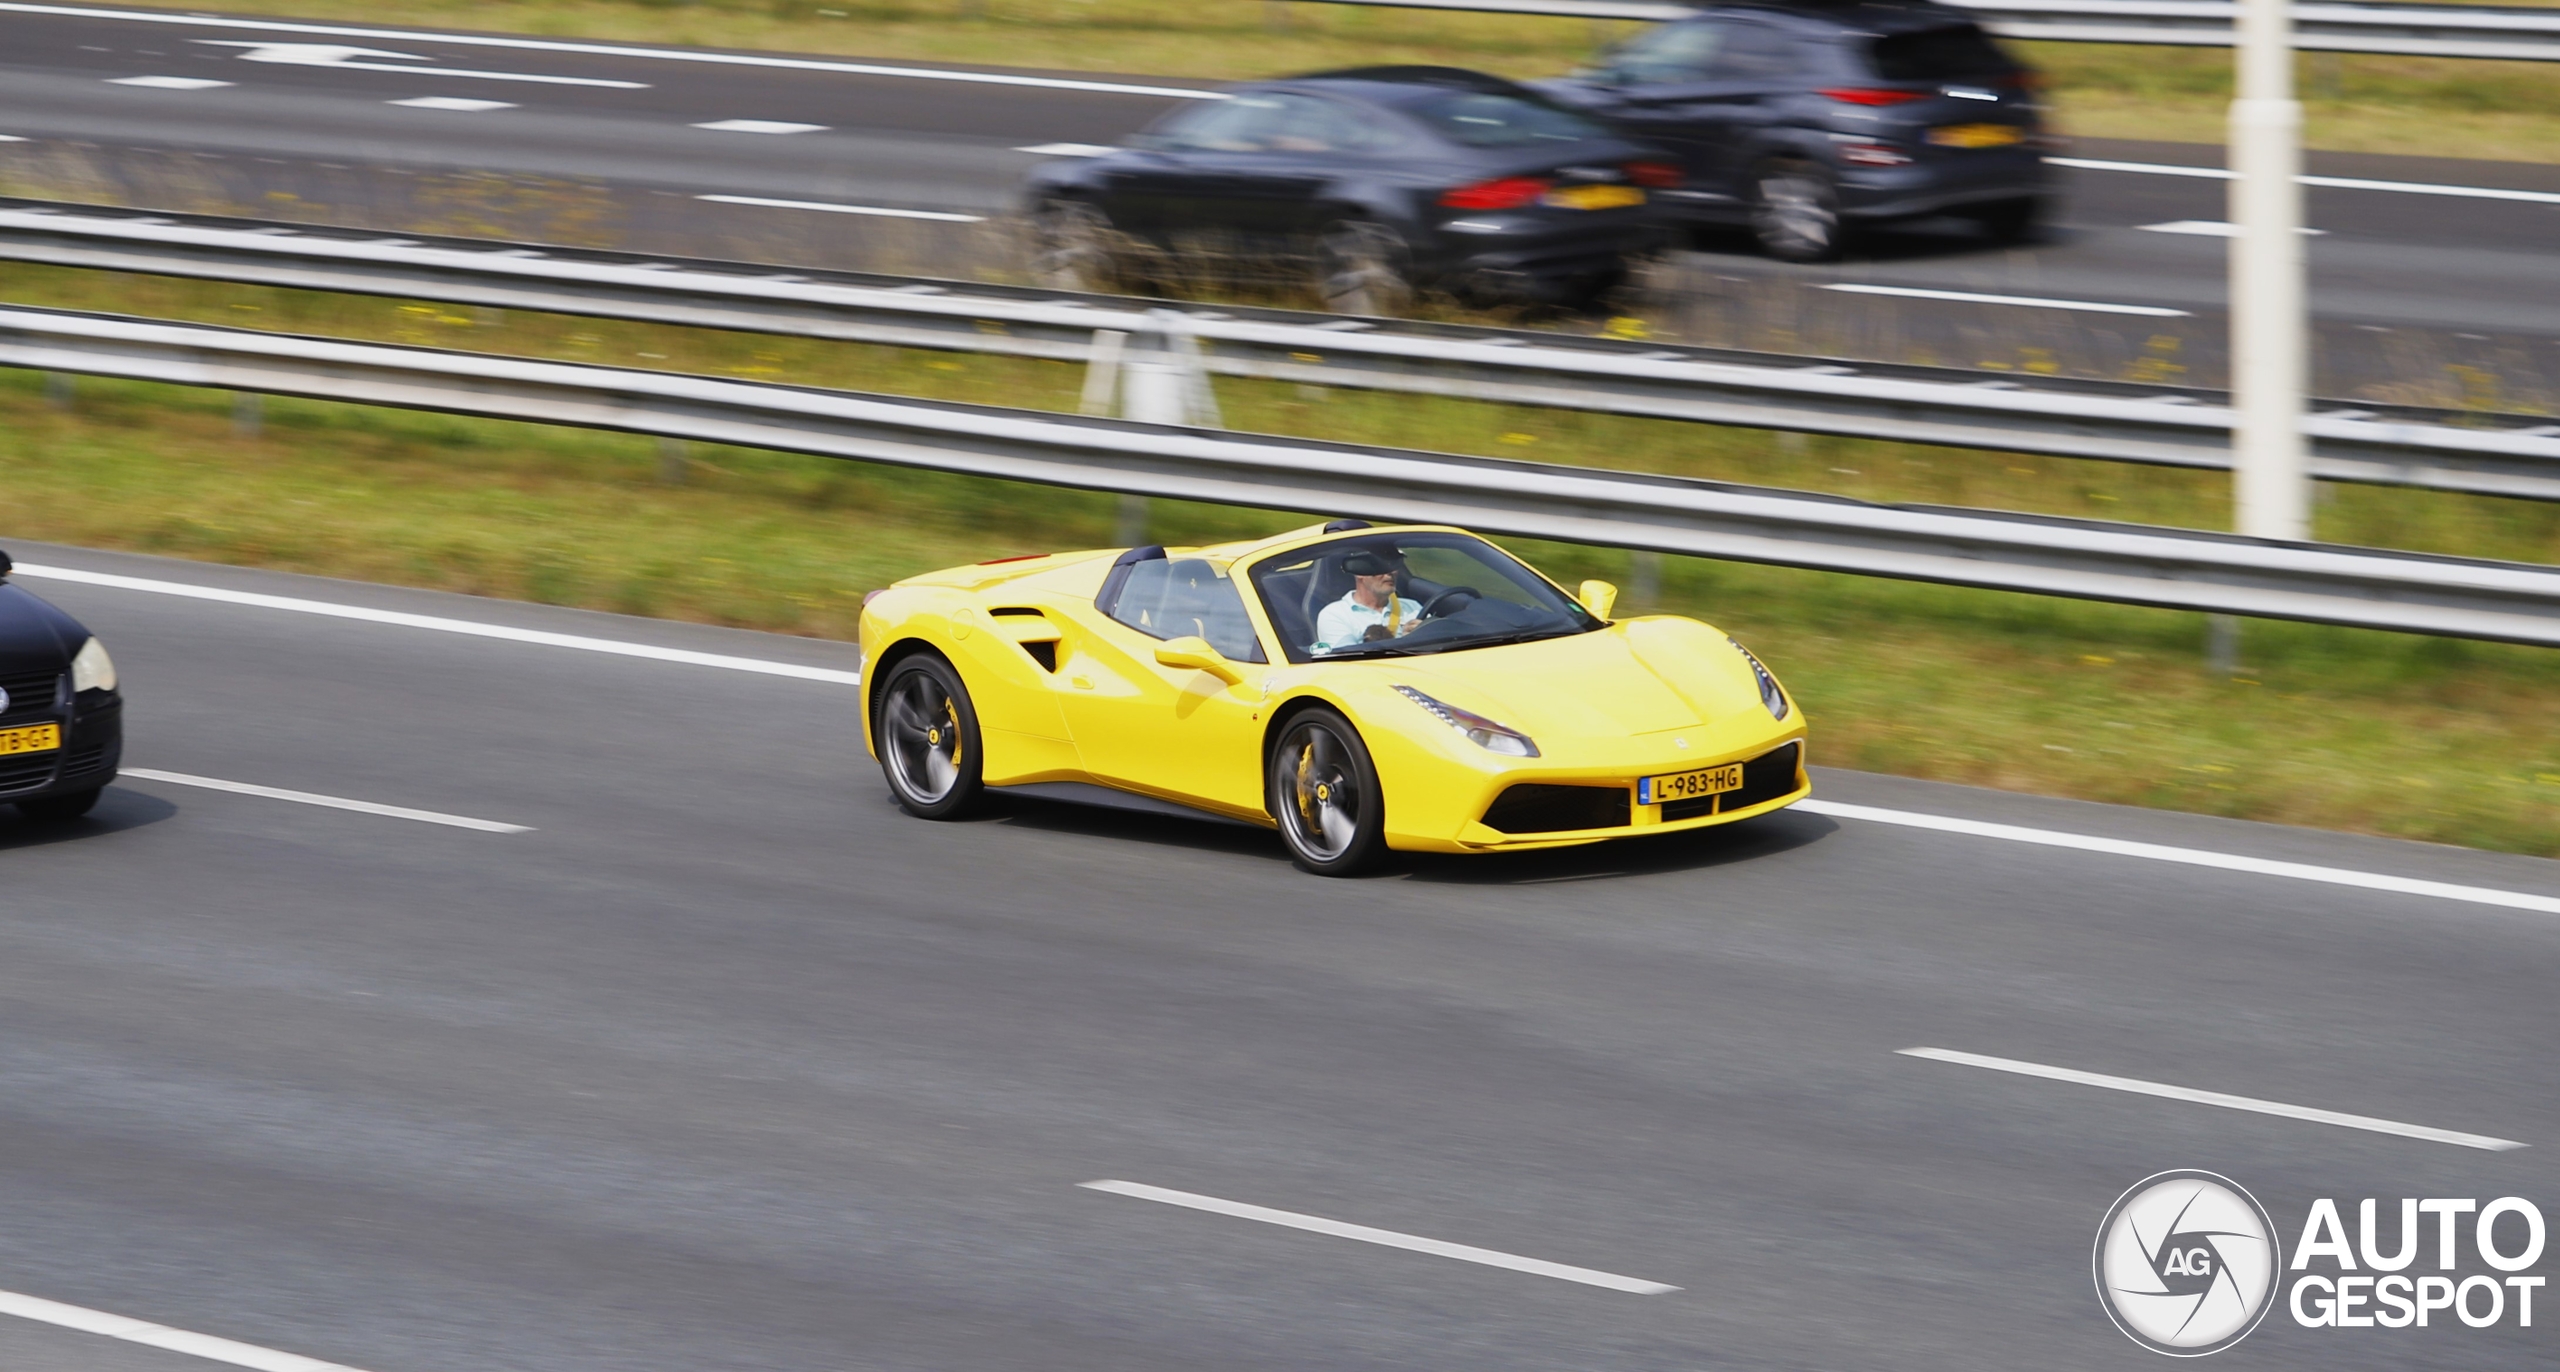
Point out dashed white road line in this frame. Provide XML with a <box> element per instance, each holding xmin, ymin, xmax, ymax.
<box><xmin>1817</xmin><ymin>283</ymin><xmax>2191</xmax><ymax>317</ymax></box>
<box><xmin>696</xmin><ymin>194</ymin><xmax>983</xmax><ymax>222</ymax></box>
<box><xmin>1016</xmin><ymin>142</ymin><xmax>1116</xmax><ymax>157</ymax></box>
<box><xmin>0</xmin><ymin>2</ymin><xmax>1221</xmax><ymax>99</ymax></box>
<box><xmin>106</xmin><ymin>75</ymin><xmax>233</xmax><ymax>89</ymax></box>
<box><xmin>692</xmin><ymin>119</ymin><xmax>827</xmax><ymax>135</ymax></box>
<box><xmin>11</xmin><ymin>564</ymin><xmax>865</xmax><ymax>685</ymax></box>
<box><xmin>2052</xmin><ymin>155</ymin><xmax>2560</xmax><ymax>206</ymax></box>
<box><xmin>0</xmin><ymin>133</ymin><xmax>28</xmax><ymax>142</ymax></box>
<box><xmin>1797</xmin><ymin>798</ymin><xmax>2560</xmax><ymax>916</ymax></box>
<box><xmin>388</xmin><ymin>95</ymin><xmax>515</xmax><ymax>112</ymax></box>
<box><xmin>1898</xmin><ymin>1047</ymin><xmax>2527</xmax><ymax>1151</ymax></box>
<box><xmin>2140</xmin><ymin>219</ymin><xmax>2327</xmax><ymax>237</ymax></box>
<box><xmin>0</xmin><ymin>1287</ymin><xmax>373</xmax><ymax>1372</ymax></box>
<box><xmin>1079</xmin><ymin>1180</ymin><xmax>1680</xmax><ymax>1293</ymax></box>
<box><xmin>122</xmin><ymin>768</ymin><xmax>532</xmax><ymax>833</ymax></box>
<box><xmin>196</xmin><ymin>39</ymin><xmax>646</xmax><ymax>88</ymax></box>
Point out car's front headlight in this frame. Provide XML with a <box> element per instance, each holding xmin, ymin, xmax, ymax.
<box><xmin>1728</xmin><ymin>637</ymin><xmax>1788</xmax><ymax>720</ymax></box>
<box><xmin>1395</xmin><ymin>685</ymin><xmax>1539</xmax><ymax>757</ymax></box>
<box><xmin>70</xmin><ymin>636</ymin><xmax>117</xmax><ymax>694</ymax></box>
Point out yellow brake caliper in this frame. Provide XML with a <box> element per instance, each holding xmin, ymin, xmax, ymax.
<box><xmin>1294</xmin><ymin>743</ymin><xmax>1319</xmax><ymax>826</ymax></box>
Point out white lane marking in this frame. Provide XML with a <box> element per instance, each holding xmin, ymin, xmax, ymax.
<box><xmin>1817</xmin><ymin>283</ymin><xmax>2190</xmax><ymax>317</ymax></box>
<box><xmin>0</xmin><ymin>1287</ymin><xmax>373</xmax><ymax>1372</ymax></box>
<box><xmin>107</xmin><ymin>75</ymin><xmax>233</xmax><ymax>89</ymax></box>
<box><xmin>696</xmin><ymin>194</ymin><xmax>983</xmax><ymax>222</ymax></box>
<box><xmin>11</xmin><ymin>564</ymin><xmax>865</xmax><ymax>686</ymax></box>
<box><xmin>1798</xmin><ymin>798</ymin><xmax>2560</xmax><ymax>916</ymax></box>
<box><xmin>195</xmin><ymin>40</ymin><xmax>647</xmax><ymax>88</ymax></box>
<box><xmin>1079</xmin><ymin>1180</ymin><xmax>1680</xmax><ymax>1294</ymax></box>
<box><xmin>2140</xmin><ymin>219</ymin><xmax>2327</xmax><ymax>236</ymax></box>
<box><xmin>122</xmin><ymin>768</ymin><xmax>532</xmax><ymax>833</ymax></box>
<box><xmin>389</xmin><ymin>95</ymin><xmax>515</xmax><ymax>112</ymax></box>
<box><xmin>692</xmin><ymin>119</ymin><xmax>827</xmax><ymax>134</ymax></box>
<box><xmin>0</xmin><ymin>133</ymin><xmax>27</xmax><ymax>141</ymax></box>
<box><xmin>1015</xmin><ymin>142</ymin><xmax>1116</xmax><ymax>157</ymax></box>
<box><xmin>0</xmin><ymin>4</ymin><xmax>1221</xmax><ymax>100</ymax></box>
<box><xmin>2052</xmin><ymin>155</ymin><xmax>2560</xmax><ymax>206</ymax></box>
<box><xmin>1899</xmin><ymin>1047</ymin><xmax>2526</xmax><ymax>1151</ymax></box>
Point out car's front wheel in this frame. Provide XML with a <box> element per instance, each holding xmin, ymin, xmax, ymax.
<box><xmin>1269</xmin><ymin>708</ymin><xmax>1387</xmax><ymax>876</ymax></box>
<box><xmin>15</xmin><ymin>787</ymin><xmax>101</xmax><ymax>822</ymax></box>
<box><xmin>875</xmin><ymin>654</ymin><xmax>985</xmax><ymax>819</ymax></box>
<box><xmin>1030</xmin><ymin>197</ymin><xmax>1117</xmax><ymax>293</ymax></box>
<box><xmin>1751</xmin><ymin>162</ymin><xmax>1845</xmax><ymax>263</ymax></box>
<box><xmin>1313</xmin><ymin>219</ymin><xmax>1413</xmax><ymax>316</ymax></box>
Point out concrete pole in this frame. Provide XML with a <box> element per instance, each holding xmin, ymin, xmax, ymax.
<box><xmin>2229</xmin><ymin>0</ymin><xmax>2308</xmax><ymax>543</ymax></box>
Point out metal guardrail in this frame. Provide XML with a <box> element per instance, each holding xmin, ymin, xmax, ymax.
<box><xmin>1284</xmin><ymin>0</ymin><xmax>2560</xmax><ymax>62</ymax></box>
<box><xmin>5</xmin><ymin>304</ymin><xmax>2558</xmax><ymax>646</ymax></box>
<box><xmin>6</xmin><ymin>200</ymin><xmax>2559</xmax><ymax>501</ymax></box>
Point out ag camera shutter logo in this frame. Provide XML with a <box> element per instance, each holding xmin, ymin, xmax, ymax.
<box><xmin>2095</xmin><ymin>1171</ymin><xmax>2279</xmax><ymax>1356</ymax></box>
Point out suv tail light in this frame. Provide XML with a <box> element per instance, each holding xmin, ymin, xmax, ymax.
<box><xmin>1837</xmin><ymin>142</ymin><xmax>1912</xmax><ymax>167</ymax></box>
<box><xmin>1819</xmin><ymin>87</ymin><xmax>1926</xmax><ymax>106</ymax></box>
<box><xmin>1623</xmin><ymin>160</ymin><xmax>1682</xmax><ymax>188</ymax></box>
<box><xmin>1440</xmin><ymin>176</ymin><xmax>1550</xmax><ymax>209</ymax></box>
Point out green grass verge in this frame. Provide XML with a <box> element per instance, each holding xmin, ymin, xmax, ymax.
<box><xmin>7</xmin><ymin>361</ymin><xmax>2557</xmax><ymax>858</ymax></box>
<box><xmin>147</xmin><ymin>0</ymin><xmax>2560</xmax><ymax>163</ymax></box>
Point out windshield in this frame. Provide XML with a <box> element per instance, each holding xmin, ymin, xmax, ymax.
<box><xmin>1249</xmin><ymin>532</ymin><xmax>1601</xmax><ymax>664</ymax></box>
<box><xmin>1867</xmin><ymin>25</ymin><xmax>2017</xmax><ymax>82</ymax></box>
<box><xmin>1413</xmin><ymin>92</ymin><xmax>1607</xmax><ymax>148</ymax></box>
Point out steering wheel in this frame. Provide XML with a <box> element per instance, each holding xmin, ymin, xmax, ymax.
<box><xmin>1419</xmin><ymin>586</ymin><xmax>1480</xmax><ymax>620</ymax></box>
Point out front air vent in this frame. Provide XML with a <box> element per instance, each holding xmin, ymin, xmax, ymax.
<box><xmin>1660</xmin><ymin>741</ymin><xmax>1802</xmax><ymax>822</ymax></box>
<box><xmin>991</xmin><ymin>608</ymin><xmax>1060</xmax><ymax>673</ymax></box>
<box><xmin>1481</xmin><ymin>783</ymin><xmax>1630</xmax><ymax>835</ymax></box>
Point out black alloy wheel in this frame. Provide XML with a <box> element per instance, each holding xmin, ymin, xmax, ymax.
<box><xmin>1031</xmin><ymin>197</ymin><xmax>1117</xmax><ymax>293</ymax></box>
<box><xmin>15</xmin><ymin>787</ymin><xmax>101</xmax><ymax>822</ymax></box>
<box><xmin>1269</xmin><ymin>708</ymin><xmax>1387</xmax><ymax>876</ymax></box>
<box><xmin>1750</xmin><ymin>162</ymin><xmax>1845</xmax><ymax>263</ymax></box>
<box><xmin>876</xmin><ymin>655</ymin><xmax>985</xmax><ymax>819</ymax></box>
<box><xmin>1314</xmin><ymin>219</ymin><xmax>1414</xmax><ymax>316</ymax></box>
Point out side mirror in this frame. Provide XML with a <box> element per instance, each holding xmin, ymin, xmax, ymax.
<box><xmin>1578</xmin><ymin>579</ymin><xmax>1619</xmax><ymax>621</ymax></box>
<box><xmin>1155</xmin><ymin>635</ymin><xmax>1244</xmax><ymax>684</ymax></box>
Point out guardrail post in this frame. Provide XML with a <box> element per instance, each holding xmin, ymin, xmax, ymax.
<box><xmin>1079</xmin><ymin>328</ymin><xmax>1127</xmax><ymax>417</ymax></box>
<box><xmin>43</xmin><ymin>372</ymin><xmax>72</xmax><ymax>410</ymax></box>
<box><xmin>1628</xmin><ymin>551</ymin><xmax>1662</xmax><ymax>610</ymax></box>
<box><xmin>232</xmin><ymin>391</ymin><xmax>262</xmax><ymax>439</ymax></box>
<box><xmin>657</xmin><ymin>436</ymin><xmax>688</xmax><ymax>485</ymax></box>
<box><xmin>2229</xmin><ymin>0</ymin><xmax>2309</xmax><ymax>546</ymax></box>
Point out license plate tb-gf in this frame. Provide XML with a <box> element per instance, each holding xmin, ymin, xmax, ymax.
<box><xmin>0</xmin><ymin>722</ymin><xmax>62</xmax><ymax>756</ymax></box>
<box><xmin>1639</xmin><ymin>762</ymin><xmax>1741</xmax><ymax>805</ymax></box>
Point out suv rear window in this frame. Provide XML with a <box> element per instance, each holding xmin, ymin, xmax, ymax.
<box><xmin>1416</xmin><ymin>92</ymin><xmax>1606</xmax><ymax>148</ymax></box>
<box><xmin>1866</xmin><ymin>25</ymin><xmax>2017</xmax><ymax>81</ymax></box>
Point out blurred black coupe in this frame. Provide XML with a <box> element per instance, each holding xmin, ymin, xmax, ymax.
<box><xmin>1023</xmin><ymin>67</ymin><xmax>1675</xmax><ymax>312</ymax></box>
<box><xmin>0</xmin><ymin>550</ymin><xmax>122</xmax><ymax>821</ymax></box>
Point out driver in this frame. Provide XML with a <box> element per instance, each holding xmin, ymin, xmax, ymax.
<box><xmin>1310</xmin><ymin>549</ymin><xmax>1423</xmax><ymax>654</ymax></box>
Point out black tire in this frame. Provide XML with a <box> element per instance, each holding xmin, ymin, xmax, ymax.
<box><xmin>1313</xmin><ymin>219</ymin><xmax>1414</xmax><ymax>316</ymax></box>
<box><xmin>1030</xmin><ymin>197</ymin><xmax>1117</xmax><ymax>293</ymax></box>
<box><xmin>1969</xmin><ymin>196</ymin><xmax>2045</xmax><ymax>246</ymax></box>
<box><xmin>1268</xmin><ymin>708</ymin><xmax>1387</xmax><ymax>876</ymax></box>
<box><xmin>874</xmin><ymin>654</ymin><xmax>986</xmax><ymax>819</ymax></box>
<box><xmin>1750</xmin><ymin>162</ymin><xmax>1846</xmax><ymax>263</ymax></box>
<box><xmin>16</xmin><ymin>787</ymin><xmax>101</xmax><ymax>822</ymax></box>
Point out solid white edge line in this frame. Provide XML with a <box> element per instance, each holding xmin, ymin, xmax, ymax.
<box><xmin>1898</xmin><ymin>1048</ymin><xmax>2526</xmax><ymax>1151</ymax></box>
<box><xmin>105</xmin><ymin>75</ymin><xmax>234</xmax><ymax>88</ymax></box>
<box><xmin>11</xmin><ymin>565</ymin><xmax>864</xmax><ymax>686</ymax></box>
<box><xmin>0</xmin><ymin>1289</ymin><xmax>371</xmax><ymax>1372</ymax></box>
<box><xmin>1818</xmin><ymin>283</ymin><xmax>2190</xmax><ymax>317</ymax></box>
<box><xmin>2138</xmin><ymin>219</ymin><xmax>2327</xmax><ymax>236</ymax></box>
<box><xmin>1079</xmin><ymin>1181</ymin><xmax>1679</xmax><ymax>1293</ymax></box>
<box><xmin>121</xmin><ymin>769</ymin><xmax>531</xmax><ymax>832</ymax></box>
<box><xmin>2052</xmin><ymin>155</ymin><xmax>2560</xmax><ymax>205</ymax></box>
<box><xmin>691</xmin><ymin>119</ymin><xmax>828</xmax><ymax>134</ymax></box>
<box><xmin>1014</xmin><ymin>142</ymin><xmax>1116</xmax><ymax>156</ymax></box>
<box><xmin>0</xmin><ymin>2</ymin><xmax>1222</xmax><ymax>99</ymax></box>
<box><xmin>695</xmin><ymin>194</ymin><xmax>982</xmax><ymax>221</ymax></box>
<box><xmin>1796</xmin><ymin>799</ymin><xmax>2560</xmax><ymax>916</ymax></box>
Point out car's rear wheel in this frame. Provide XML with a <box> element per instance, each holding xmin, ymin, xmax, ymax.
<box><xmin>876</xmin><ymin>654</ymin><xmax>985</xmax><ymax>819</ymax></box>
<box><xmin>16</xmin><ymin>787</ymin><xmax>101</xmax><ymax>822</ymax></box>
<box><xmin>1269</xmin><ymin>708</ymin><xmax>1387</xmax><ymax>876</ymax></box>
<box><xmin>1751</xmin><ymin>162</ymin><xmax>1845</xmax><ymax>263</ymax></box>
<box><xmin>1031</xmin><ymin>197</ymin><xmax>1117</xmax><ymax>293</ymax></box>
<box><xmin>1313</xmin><ymin>219</ymin><xmax>1413</xmax><ymax>316</ymax></box>
<box><xmin>1968</xmin><ymin>196</ymin><xmax>2045</xmax><ymax>246</ymax></box>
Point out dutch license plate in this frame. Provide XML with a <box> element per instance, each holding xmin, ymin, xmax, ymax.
<box><xmin>1544</xmin><ymin>184</ymin><xmax>1646</xmax><ymax>211</ymax></box>
<box><xmin>0</xmin><ymin>722</ymin><xmax>62</xmax><ymax>756</ymax></box>
<box><xmin>1928</xmin><ymin>123</ymin><xmax>2025</xmax><ymax>149</ymax></box>
<box><xmin>1639</xmin><ymin>762</ymin><xmax>1742</xmax><ymax>806</ymax></box>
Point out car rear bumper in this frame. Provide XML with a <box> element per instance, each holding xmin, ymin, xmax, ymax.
<box><xmin>1838</xmin><ymin>150</ymin><xmax>2050</xmax><ymax>220</ymax></box>
<box><xmin>1425</xmin><ymin>212</ymin><xmax>1667</xmax><ymax>294</ymax></box>
<box><xmin>0</xmin><ymin>697</ymin><xmax>121</xmax><ymax>804</ymax></box>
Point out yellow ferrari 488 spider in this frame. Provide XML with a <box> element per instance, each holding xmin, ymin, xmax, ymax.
<box><xmin>859</xmin><ymin>521</ymin><xmax>1807</xmax><ymax>875</ymax></box>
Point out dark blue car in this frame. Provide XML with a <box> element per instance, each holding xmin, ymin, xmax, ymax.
<box><xmin>0</xmin><ymin>550</ymin><xmax>123</xmax><ymax>821</ymax></box>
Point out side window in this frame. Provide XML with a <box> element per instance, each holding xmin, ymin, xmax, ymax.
<box><xmin>1267</xmin><ymin>94</ymin><xmax>1403</xmax><ymax>154</ymax></box>
<box><xmin>1158</xmin><ymin>95</ymin><xmax>1291</xmax><ymax>152</ymax></box>
<box><xmin>1708</xmin><ymin>22</ymin><xmax>1802</xmax><ymax>80</ymax></box>
<box><xmin>1099</xmin><ymin>558</ymin><xmax>1268</xmax><ymax>663</ymax></box>
<box><xmin>1605</xmin><ymin>21</ymin><xmax>1726</xmax><ymax>86</ymax></box>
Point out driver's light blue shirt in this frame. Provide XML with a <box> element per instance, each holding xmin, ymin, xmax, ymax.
<box><xmin>1312</xmin><ymin>592</ymin><xmax>1423</xmax><ymax>654</ymax></box>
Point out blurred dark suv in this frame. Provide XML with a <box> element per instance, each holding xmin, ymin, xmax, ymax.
<box><xmin>1539</xmin><ymin>1</ymin><xmax>2050</xmax><ymax>261</ymax></box>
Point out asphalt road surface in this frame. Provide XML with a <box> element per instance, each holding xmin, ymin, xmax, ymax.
<box><xmin>4</xmin><ymin>3</ymin><xmax>2560</xmax><ymax>398</ymax></box>
<box><xmin>1</xmin><ymin>536</ymin><xmax>2555</xmax><ymax>1371</ymax></box>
